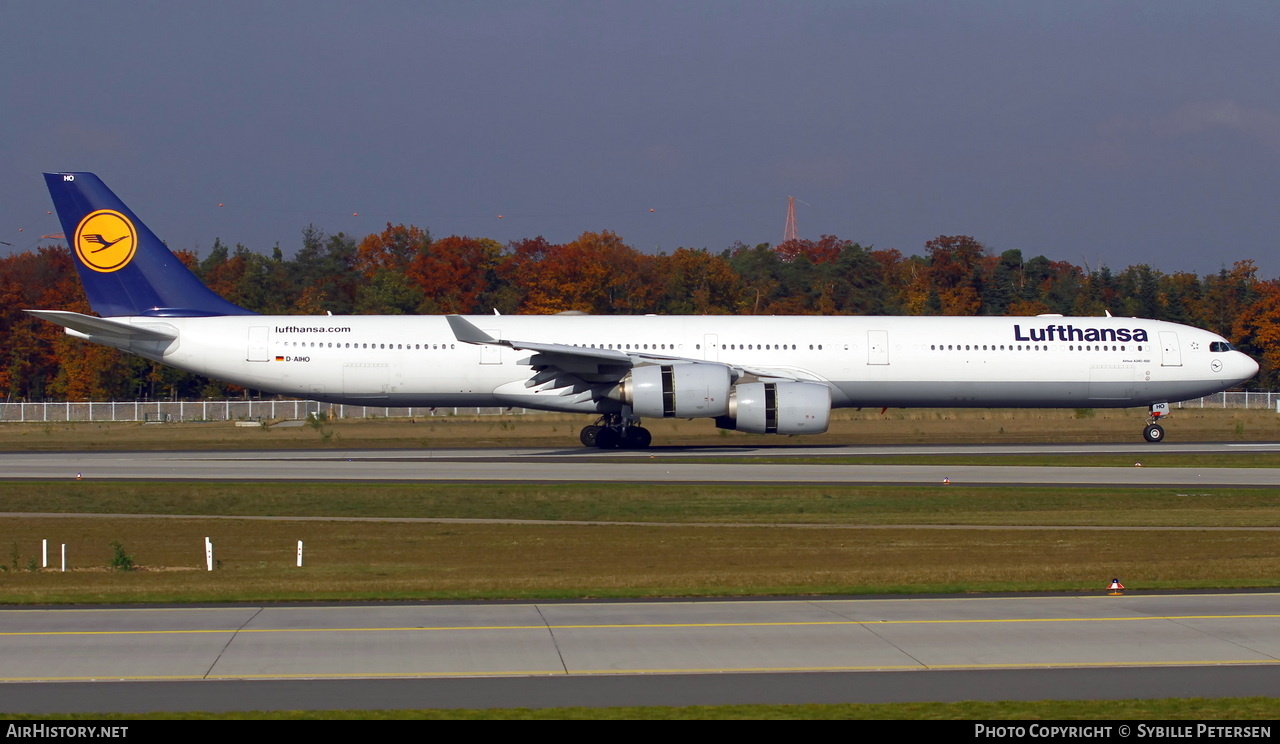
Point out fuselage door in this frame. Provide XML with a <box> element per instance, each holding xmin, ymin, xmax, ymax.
<box><xmin>704</xmin><ymin>334</ymin><xmax>719</xmax><ymax>362</ymax></box>
<box><xmin>247</xmin><ymin>326</ymin><xmax>269</xmax><ymax>362</ymax></box>
<box><xmin>867</xmin><ymin>330</ymin><xmax>889</xmax><ymax>365</ymax></box>
<box><xmin>1159</xmin><ymin>331</ymin><xmax>1182</xmax><ymax>367</ymax></box>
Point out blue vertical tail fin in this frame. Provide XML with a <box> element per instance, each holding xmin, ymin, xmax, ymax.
<box><xmin>44</xmin><ymin>172</ymin><xmax>254</xmax><ymax>317</ymax></box>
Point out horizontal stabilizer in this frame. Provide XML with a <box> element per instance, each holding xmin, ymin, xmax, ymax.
<box><xmin>24</xmin><ymin>310</ymin><xmax>178</xmax><ymax>341</ymax></box>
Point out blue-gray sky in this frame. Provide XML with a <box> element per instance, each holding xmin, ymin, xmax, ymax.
<box><xmin>4</xmin><ymin>1</ymin><xmax>1280</xmax><ymax>277</ymax></box>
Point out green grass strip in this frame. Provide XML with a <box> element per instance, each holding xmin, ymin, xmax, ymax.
<box><xmin>2</xmin><ymin>481</ymin><xmax>1278</xmax><ymax>527</ymax></box>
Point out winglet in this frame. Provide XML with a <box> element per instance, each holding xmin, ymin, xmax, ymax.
<box><xmin>446</xmin><ymin>315</ymin><xmax>500</xmax><ymax>345</ymax></box>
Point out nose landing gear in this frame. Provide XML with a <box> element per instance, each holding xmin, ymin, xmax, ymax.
<box><xmin>1143</xmin><ymin>402</ymin><xmax>1169</xmax><ymax>443</ymax></box>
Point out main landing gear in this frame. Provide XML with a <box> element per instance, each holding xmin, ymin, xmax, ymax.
<box><xmin>1143</xmin><ymin>402</ymin><xmax>1170</xmax><ymax>443</ymax></box>
<box><xmin>580</xmin><ymin>414</ymin><xmax>653</xmax><ymax>449</ymax></box>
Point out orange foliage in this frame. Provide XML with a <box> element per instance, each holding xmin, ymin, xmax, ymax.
<box><xmin>1007</xmin><ymin>299</ymin><xmax>1052</xmax><ymax>316</ymax></box>
<box><xmin>500</xmin><ymin>231</ymin><xmax>657</xmax><ymax>314</ymax></box>
<box><xmin>1232</xmin><ymin>278</ymin><xmax>1280</xmax><ymax>379</ymax></box>
<box><xmin>0</xmin><ymin>246</ymin><xmax>89</xmax><ymax>399</ymax></box>
<box><xmin>408</xmin><ymin>235</ymin><xmax>502</xmax><ymax>314</ymax></box>
<box><xmin>775</xmin><ymin>235</ymin><xmax>845</xmax><ymax>264</ymax></box>
<box><xmin>201</xmin><ymin>249</ymin><xmax>247</xmax><ymax>300</ymax></box>
<box><xmin>654</xmin><ymin>248</ymin><xmax>743</xmax><ymax>314</ymax></box>
<box><xmin>356</xmin><ymin>224</ymin><xmax>430</xmax><ymax>277</ymax></box>
<box><xmin>939</xmin><ymin>286</ymin><xmax>981</xmax><ymax>316</ymax></box>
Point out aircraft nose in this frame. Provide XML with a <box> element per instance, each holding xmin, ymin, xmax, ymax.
<box><xmin>1239</xmin><ymin>352</ymin><xmax>1260</xmax><ymax>381</ymax></box>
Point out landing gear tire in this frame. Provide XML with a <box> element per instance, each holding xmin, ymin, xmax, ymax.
<box><xmin>1143</xmin><ymin>424</ymin><xmax>1165</xmax><ymax>443</ymax></box>
<box><xmin>622</xmin><ymin>427</ymin><xmax>652</xmax><ymax>449</ymax></box>
<box><xmin>583</xmin><ymin>414</ymin><xmax>652</xmax><ymax>449</ymax></box>
<box><xmin>595</xmin><ymin>427</ymin><xmax>622</xmax><ymax>449</ymax></box>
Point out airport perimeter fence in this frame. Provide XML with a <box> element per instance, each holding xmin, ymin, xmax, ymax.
<box><xmin>1174</xmin><ymin>390</ymin><xmax>1280</xmax><ymax>410</ymax></box>
<box><xmin>0</xmin><ymin>400</ymin><xmax>529</xmax><ymax>423</ymax></box>
<box><xmin>0</xmin><ymin>391</ymin><xmax>1272</xmax><ymax>423</ymax></box>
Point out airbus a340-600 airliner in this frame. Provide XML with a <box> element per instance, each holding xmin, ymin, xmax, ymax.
<box><xmin>29</xmin><ymin>172</ymin><xmax>1258</xmax><ymax>448</ymax></box>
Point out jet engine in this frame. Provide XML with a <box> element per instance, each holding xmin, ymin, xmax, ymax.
<box><xmin>619</xmin><ymin>363</ymin><xmax>732</xmax><ymax>418</ymax></box>
<box><xmin>717</xmin><ymin>381</ymin><xmax>831</xmax><ymax>434</ymax></box>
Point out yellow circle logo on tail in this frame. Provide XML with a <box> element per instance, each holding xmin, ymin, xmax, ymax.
<box><xmin>74</xmin><ymin>210</ymin><xmax>137</xmax><ymax>273</ymax></box>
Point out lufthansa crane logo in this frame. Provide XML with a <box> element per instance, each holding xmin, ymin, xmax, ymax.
<box><xmin>74</xmin><ymin>210</ymin><xmax>137</xmax><ymax>273</ymax></box>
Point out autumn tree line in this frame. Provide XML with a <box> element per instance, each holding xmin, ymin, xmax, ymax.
<box><xmin>2</xmin><ymin>225</ymin><xmax>1277</xmax><ymax>401</ymax></box>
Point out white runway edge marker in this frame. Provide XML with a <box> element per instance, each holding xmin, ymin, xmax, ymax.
<box><xmin>205</xmin><ymin>537</ymin><xmax>213</xmax><ymax>571</ymax></box>
<box><xmin>42</xmin><ymin>539</ymin><xmax>47</xmax><ymax>568</ymax></box>
<box><xmin>60</xmin><ymin>544</ymin><xmax>65</xmax><ymax>573</ymax></box>
<box><xmin>296</xmin><ymin>540</ymin><xmax>303</xmax><ymax>568</ymax></box>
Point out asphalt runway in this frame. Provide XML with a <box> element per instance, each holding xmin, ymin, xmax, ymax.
<box><xmin>4</xmin><ymin>441</ymin><xmax>1280</xmax><ymax>485</ymax></box>
<box><xmin>2</xmin><ymin>593</ymin><xmax>1278</xmax><ymax>713</ymax></box>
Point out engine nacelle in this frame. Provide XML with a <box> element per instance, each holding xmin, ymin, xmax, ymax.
<box><xmin>718</xmin><ymin>381</ymin><xmax>831</xmax><ymax>435</ymax></box>
<box><xmin>621</xmin><ymin>363</ymin><xmax>731</xmax><ymax>419</ymax></box>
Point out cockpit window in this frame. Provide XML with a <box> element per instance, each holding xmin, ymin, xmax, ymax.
<box><xmin>1209</xmin><ymin>341</ymin><xmax>1235</xmax><ymax>352</ymax></box>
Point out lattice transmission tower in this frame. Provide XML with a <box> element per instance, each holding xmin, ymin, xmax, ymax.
<box><xmin>782</xmin><ymin>195</ymin><xmax>798</xmax><ymax>243</ymax></box>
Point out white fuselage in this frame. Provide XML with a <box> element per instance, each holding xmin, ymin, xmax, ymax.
<box><xmin>115</xmin><ymin>313</ymin><xmax>1256</xmax><ymax>413</ymax></box>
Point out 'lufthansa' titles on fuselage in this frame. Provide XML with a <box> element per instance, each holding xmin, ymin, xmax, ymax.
<box><xmin>1013</xmin><ymin>324</ymin><xmax>1150</xmax><ymax>343</ymax></box>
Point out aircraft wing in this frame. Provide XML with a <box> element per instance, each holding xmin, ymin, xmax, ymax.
<box><xmin>446</xmin><ymin>315</ymin><xmax>825</xmax><ymax>401</ymax></box>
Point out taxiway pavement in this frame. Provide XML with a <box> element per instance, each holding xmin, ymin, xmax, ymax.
<box><xmin>1</xmin><ymin>593</ymin><xmax>1278</xmax><ymax>713</ymax></box>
